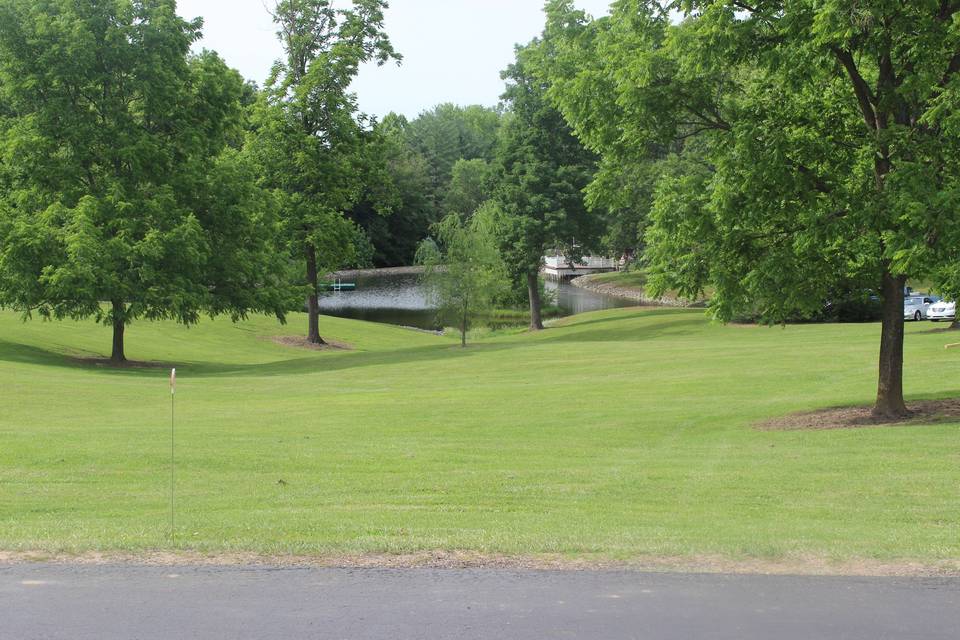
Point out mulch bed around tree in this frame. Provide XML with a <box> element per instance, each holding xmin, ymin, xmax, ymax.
<box><xmin>757</xmin><ymin>399</ymin><xmax>960</xmax><ymax>431</ymax></box>
<box><xmin>270</xmin><ymin>336</ymin><xmax>352</xmax><ymax>351</ymax></box>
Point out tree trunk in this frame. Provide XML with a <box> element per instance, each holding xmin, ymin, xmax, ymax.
<box><xmin>527</xmin><ymin>271</ymin><xmax>544</xmax><ymax>331</ymax></box>
<box><xmin>110</xmin><ymin>300</ymin><xmax>126</xmax><ymax>364</ymax></box>
<box><xmin>836</xmin><ymin>44</ymin><xmax>909</xmax><ymax>417</ymax></box>
<box><xmin>873</xmin><ymin>270</ymin><xmax>909</xmax><ymax>418</ymax></box>
<box><xmin>305</xmin><ymin>245</ymin><xmax>325</xmax><ymax>345</ymax></box>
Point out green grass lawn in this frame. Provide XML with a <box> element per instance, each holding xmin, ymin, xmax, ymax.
<box><xmin>585</xmin><ymin>270</ymin><xmax>710</xmax><ymax>303</ymax></box>
<box><xmin>1</xmin><ymin>307</ymin><xmax>959</xmax><ymax>564</ymax></box>
<box><xmin>585</xmin><ymin>270</ymin><xmax>648</xmax><ymax>289</ymax></box>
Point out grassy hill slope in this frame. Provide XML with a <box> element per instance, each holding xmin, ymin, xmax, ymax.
<box><xmin>1</xmin><ymin>308</ymin><xmax>958</xmax><ymax>564</ymax></box>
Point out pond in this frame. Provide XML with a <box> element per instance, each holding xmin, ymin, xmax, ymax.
<box><xmin>318</xmin><ymin>270</ymin><xmax>635</xmax><ymax>330</ymax></box>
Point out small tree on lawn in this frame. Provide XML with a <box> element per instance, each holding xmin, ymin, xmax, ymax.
<box><xmin>416</xmin><ymin>210</ymin><xmax>508</xmax><ymax>347</ymax></box>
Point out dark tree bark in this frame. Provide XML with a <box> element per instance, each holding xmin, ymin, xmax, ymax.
<box><xmin>874</xmin><ymin>270</ymin><xmax>909</xmax><ymax>418</ymax></box>
<box><xmin>305</xmin><ymin>244</ymin><xmax>325</xmax><ymax>345</ymax></box>
<box><xmin>527</xmin><ymin>271</ymin><xmax>544</xmax><ymax>331</ymax></box>
<box><xmin>110</xmin><ymin>300</ymin><xmax>126</xmax><ymax>364</ymax></box>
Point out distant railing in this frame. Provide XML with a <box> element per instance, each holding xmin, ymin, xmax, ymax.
<box><xmin>543</xmin><ymin>255</ymin><xmax>617</xmax><ymax>270</ymax></box>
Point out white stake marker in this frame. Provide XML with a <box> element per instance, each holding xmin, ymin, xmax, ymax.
<box><xmin>170</xmin><ymin>368</ymin><xmax>176</xmax><ymax>542</ymax></box>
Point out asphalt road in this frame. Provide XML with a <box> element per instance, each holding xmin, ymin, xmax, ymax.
<box><xmin>2</xmin><ymin>565</ymin><xmax>958</xmax><ymax>639</ymax></box>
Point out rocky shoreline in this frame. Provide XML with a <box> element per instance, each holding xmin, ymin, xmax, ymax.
<box><xmin>569</xmin><ymin>274</ymin><xmax>706</xmax><ymax>308</ymax></box>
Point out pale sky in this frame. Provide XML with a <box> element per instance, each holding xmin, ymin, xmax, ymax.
<box><xmin>175</xmin><ymin>0</ymin><xmax>612</xmax><ymax>119</ymax></box>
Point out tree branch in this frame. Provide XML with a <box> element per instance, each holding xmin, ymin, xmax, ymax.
<box><xmin>787</xmin><ymin>158</ymin><xmax>832</xmax><ymax>194</ymax></box>
<box><xmin>832</xmin><ymin>47</ymin><xmax>878</xmax><ymax>131</ymax></box>
<box><xmin>742</xmin><ymin>209</ymin><xmax>848</xmax><ymax>243</ymax></box>
<box><xmin>731</xmin><ymin>1</ymin><xmax>758</xmax><ymax>13</ymax></box>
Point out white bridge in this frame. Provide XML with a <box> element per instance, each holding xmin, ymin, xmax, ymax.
<box><xmin>542</xmin><ymin>255</ymin><xmax>618</xmax><ymax>280</ymax></box>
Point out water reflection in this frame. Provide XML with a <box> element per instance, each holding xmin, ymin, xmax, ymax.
<box><xmin>543</xmin><ymin>279</ymin><xmax>635</xmax><ymax>316</ymax></box>
<box><xmin>318</xmin><ymin>271</ymin><xmax>634</xmax><ymax>330</ymax></box>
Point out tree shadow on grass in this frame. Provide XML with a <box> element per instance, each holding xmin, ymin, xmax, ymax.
<box><xmin>0</xmin><ymin>308</ymin><xmax>707</xmax><ymax>379</ymax></box>
<box><xmin>0</xmin><ymin>339</ymin><xmax>186</xmax><ymax>376</ymax></box>
<box><xmin>0</xmin><ymin>337</ymin><xmax>518</xmax><ymax>379</ymax></box>
<box><xmin>0</xmin><ymin>340</ymin><xmax>97</xmax><ymax>369</ymax></box>
<box><xmin>551</xmin><ymin>306</ymin><xmax>693</xmax><ymax>329</ymax></box>
<box><xmin>913</xmin><ymin>325</ymin><xmax>960</xmax><ymax>336</ymax></box>
<box><xmin>186</xmin><ymin>342</ymin><xmax>514</xmax><ymax>378</ymax></box>
<box><xmin>541</xmin><ymin>311</ymin><xmax>704</xmax><ymax>344</ymax></box>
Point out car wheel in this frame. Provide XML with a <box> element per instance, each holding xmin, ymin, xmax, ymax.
<box><xmin>915</xmin><ymin>311</ymin><xmax>922</xmax><ymax>321</ymax></box>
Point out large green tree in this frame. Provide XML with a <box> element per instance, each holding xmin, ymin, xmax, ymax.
<box><xmin>252</xmin><ymin>0</ymin><xmax>398</xmax><ymax>344</ymax></box>
<box><xmin>541</xmin><ymin>0</ymin><xmax>960</xmax><ymax>417</ymax></box>
<box><xmin>0</xmin><ymin>0</ymin><xmax>289</xmax><ymax>363</ymax></box>
<box><xmin>495</xmin><ymin>41</ymin><xmax>599</xmax><ymax>331</ymax></box>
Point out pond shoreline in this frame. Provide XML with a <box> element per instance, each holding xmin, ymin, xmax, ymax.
<box><xmin>569</xmin><ymin>273</ymin><xmax>706</xmax><ymax>308</ymax></box>
<box><xmin>331</xmin><ymin>266</ymin><xmax>425</xmax><ymax>278</ymax></box>
<box><xmin>316</xmin><ymin>266</ymin><xmax>640</xmax><ymax>330</ymax></box>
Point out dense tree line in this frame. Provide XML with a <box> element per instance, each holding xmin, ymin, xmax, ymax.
<box><xmin>351</xmin><ymin>104</ymin><xmax>504</xmax><ymax>268</ymax></box>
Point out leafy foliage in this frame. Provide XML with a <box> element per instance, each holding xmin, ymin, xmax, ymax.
<box><xmin>407</xmin><ymin>103</ymin><xmax>502</xmax><ymax>195</ymax></box>
<box><xmin>539</xmin><ymin>0</ymin><xmax>960</xmax><ymax>415</ymax></box>
<box><xmin>0</xmin><ymin>0</ymin><xmax>290</xmax><ymax>361</ymax></box>
<box><xmin>416</xmin><ymin>211</ymin><xmax>508</xmax><ymax>346</ymax></box>
<box><xmin>348</xmin><ymin>114</ymin><xmax>435</xmax><ymax>267</ymax></box>
<box><xmin>351</xmin><ymin>105</ymin><xmax>504</xmax><ymax>267</ymax></box>
<box><xmin>443</xmin><ymin>158</ymin><xmax>493</xmax><ymax>219</ymax></box>
<box><xmin>493</xmin><ymin>39</ymin><xmax>599</xmax><ymax>328</ymax></box>
<box><xmin>250</xmin><ymin>0</ymin><xmax>399</xmax><ymax>343</ymax></box>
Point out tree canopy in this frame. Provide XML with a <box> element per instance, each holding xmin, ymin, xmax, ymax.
<box><xmin>443</xmin><ymin>158</ymin><xmax>493</xmax><ymax>219</ymax></box>
<box><xmin>0</xmin><ymin>0</ymin><xmax>290</xmax><ymax>362</ymax></box>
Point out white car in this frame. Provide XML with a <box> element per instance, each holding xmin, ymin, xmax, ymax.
<box><xmin>903</xmin><ymin>295</ymin><xmax>939</xmax><ymax>321</ymax></box>
<box><xmin>927</xmin><ymin>300</ymin><xmax>956</xmax><ymax>322</ymax></box>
